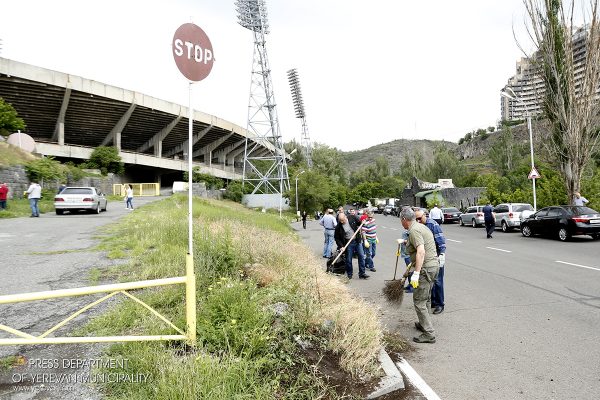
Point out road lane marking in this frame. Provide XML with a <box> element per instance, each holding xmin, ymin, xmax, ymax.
<box><xmin>555</xmin><ymin>260</ymin><xmax>600</xmax><ymax>272</ymax></box>
<box><xmin>486</xmin><ymin>247</ymin><xmax>512</xmax><ymax>253</ymax></box>
<box><xmin>396</xmin><ymin>358</ymin><xmax>442</xmax><ymax>400</ymax></box>
<box><xmin>447</xmin><ymin>238</ymin><xmax>462</xmax><ymax>243</ymax></box>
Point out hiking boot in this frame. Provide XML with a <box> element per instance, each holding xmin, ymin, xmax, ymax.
<box><xmin>413</xmin><ymin>334</ymin><xmax>436</xmax><ymax>344</ymax></box>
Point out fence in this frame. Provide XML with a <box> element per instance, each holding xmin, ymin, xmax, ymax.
<box><xmin>0</xmin><ymin>254</ymin><xmax>196</xmax><ymax>346</ymax></box>
<box><xmin>113</xmin><ymin>183</ymin><xmax>160</xmax><ymax>197</ymax></box>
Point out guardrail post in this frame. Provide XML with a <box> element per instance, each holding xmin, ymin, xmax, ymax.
<box><xmin>185</xmin><ymin>252</ymin><xmax>196</xmax><ymax>346</ymax></box>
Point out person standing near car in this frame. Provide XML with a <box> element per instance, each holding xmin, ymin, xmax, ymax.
<box><xmin>415</xmin><ymin>209</ymin><xmax>446</xmax><ymax>314</ymax></box>
<box><xmin>26</xmin><ymin>181</ymin><xmax>42</xmax><ymax>217</ymax></box>
<box><xmin>125</xmin><ymin>184</ymin><xmax>134</xmax><ymax>210</ymax></box>
<box><xmin>430</xmin><ymin>204</ymin><xmax>444</xmax><ymax>225</ymax></box>
<box><xmin>483</xmin><ymin>202</ymin><xmax>495</xmax><ymax>238</ymax></box>
<box><xmin>573</xmin><ymin>192</ymin><xmax>589</xmax><ymax>206</ymax></box>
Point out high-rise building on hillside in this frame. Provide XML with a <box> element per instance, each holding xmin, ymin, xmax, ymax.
<box><xmin>501</xmin><ymin>26</ymin><xmax>597</xmax><ymax>121</ymax></box>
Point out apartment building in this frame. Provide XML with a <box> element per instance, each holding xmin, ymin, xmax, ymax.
<box><xmin>500</xmin><ymin>26</ymin><xmax>596</xmax><ymax>121</ymax></box>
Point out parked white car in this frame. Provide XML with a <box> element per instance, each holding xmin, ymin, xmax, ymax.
<box><xmin>494</xmin><ymin>203</ymin><xmax>534</xmax><ymax>232</ymax></box>
<box><xmin>54</xmin><ymin>187</ymin><xmax>108</xmax><ymax>215</ymax></box>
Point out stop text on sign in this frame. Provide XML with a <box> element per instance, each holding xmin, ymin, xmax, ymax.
<box><xmin>174</xmin><ymin>39</ymin><xmax>213</xmax><ymax>64</ymax></box>
<box><xmin>172</xmin><ymin>23</ymin><xmax>214</xmax><ymax>82</ymax></box>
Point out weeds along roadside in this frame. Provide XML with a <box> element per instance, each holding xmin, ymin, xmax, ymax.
<box><xmin>84</xmin><ymin>194</ymin><xmax>383</xmax><ymax>399</ymax></box>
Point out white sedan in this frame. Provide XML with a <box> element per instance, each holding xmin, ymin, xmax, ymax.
<box><xmin>54</xmin><ymin>187</ymin><xmax>108</xmax><ymax>215</ymax></box>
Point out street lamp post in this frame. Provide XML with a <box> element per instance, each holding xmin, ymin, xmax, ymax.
<box><xmin>295</xmin><ymin>170</ymin><xmax>306</xmax><ymax>214</ymax></box>
<box><xmin>501</xmin><ymin>88</ymin><xmax>537</xmax><ymax>211</ymax></box>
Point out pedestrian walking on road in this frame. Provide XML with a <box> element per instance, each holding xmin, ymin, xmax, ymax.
<box><xmin>573</xmin><ymin>192</ymin><xmax>589</xmax><ymax>206</ymax></box>
<box><xmin>483</xmin><ymin>202</ymin><xmax>495</xmax><ymax>238</ymax></box>
<box><xmin>301</xmin><ymin>210</ymin><xmax>308</xmax><ymax>229</ymax></box>
<box><xmin>125</xmin><ymin>184</ymin><xmax>134</xmax><ymax>210</ymax></box>
<box><xmin>0</xmin><ymin>182</ymin><xmax>8</xmax><ymax>210</ymax></box>
<box><xmin>415</xmin><ymin>209</ymin><xmax>446</xmax><ymax>315</ymax></box>
<box><xmin>26</xmin><ymin>181</ymin><xmax>42</xmax><ymax>217</ymax></box>
<box><xmin>320</xmin><ymin>209</ymin><xmax>337</xmax><ymax>258</ymax></box>
<box><xmin>399</xmin><ymin>207</ymin><xmax>439</xmax><ymax>344</ymax></box>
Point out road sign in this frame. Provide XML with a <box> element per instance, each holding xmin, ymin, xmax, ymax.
<box><xmin>528</xmin><ymin>167</ymin><xmax>541</xmax><ymax>179</ymax></box>
<box><xmin>172</xmin><ymin>23</ymin><xmax>214</xmax><ymax>82</ymax></box>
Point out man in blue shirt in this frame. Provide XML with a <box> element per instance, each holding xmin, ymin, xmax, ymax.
<box><xmin>415</xmin><ymin>209</ymin><xmax>446</xmax><ymax>314</ymax></box>
<box><xmin>482</xmin><ymin>203</ymin><xmax>496</xmax><ymax>239</ymax></box>
<box><xmin>319</xmin><ymin>209</ymin><xmax>337</xmax><ymax>258</ymax></box>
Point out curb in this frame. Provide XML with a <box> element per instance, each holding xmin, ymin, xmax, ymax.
<box><xmin>366</xmin><ymin>348</ymin><xmax>405</xmax><ymax>399</ymax></box>
<box><xmin>396</xmin><ymin>358</ymin><xmax>442</xmax><ymax>400</ymax></box>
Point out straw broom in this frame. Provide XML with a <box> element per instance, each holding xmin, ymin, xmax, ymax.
<box><xmin>383</xmin><ymin>241</ymin><xmax>411</xmax><ymax>304</ymax></box>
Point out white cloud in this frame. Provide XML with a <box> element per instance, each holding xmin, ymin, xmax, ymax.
<box><xmin>1</xmin><ymin>0</ymin><xmax>535</xmax><ymax>151</ymax></box>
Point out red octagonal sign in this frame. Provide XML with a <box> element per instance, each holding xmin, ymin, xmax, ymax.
<box><xmin>172</xmin><ymin>23</ymin><xmax>214</xmax><ymax>82</ymax></box>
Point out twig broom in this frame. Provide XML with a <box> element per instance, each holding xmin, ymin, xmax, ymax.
<box><xmin>383</xmin><ymin>243</ymin><xmax>411</xmax><ymax>304</ymax></box>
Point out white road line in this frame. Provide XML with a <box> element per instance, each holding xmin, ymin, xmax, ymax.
<box><xmin>486</xmin><ymin>246</ymin><xmax>512</xmax><ymax>253</ymax></box>
<box><xmin>396</xmin><ymin>358</ymin><xmax>442</xmax><ymax>400</ymax></box>
<box><xmin>446</xmin><ymin>238</ymin><xmax>462</xmax><ymax>243</ymax></box>
<box><xmin>555</xmin><ymin>260</ymin><xmax>600</xmax><ymax>272</ymax></box>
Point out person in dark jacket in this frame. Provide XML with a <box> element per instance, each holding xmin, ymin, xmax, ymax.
<box><xmin>334</xmin><ymin>212</ymin><xmax>368</xmax><ymax>279</ymax></box>
<box><xmin>483</xmin><ymin>203</ymin><xmax>496</xmax><ymax>238</ymax></box>
<box><xmin>301</xmin><ymin>210</ymin><xmax>308</xmax><ymax>229</ymax></box>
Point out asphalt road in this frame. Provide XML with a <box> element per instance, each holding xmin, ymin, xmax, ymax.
<box><xmin>296</xmin><ymin>215</ymin><xmax>600</xmax><ymax>400</ymax></box>
<box><xmin>0</xmin><ymin>197</ymin><xmax>161</xmax><ymax>399</ymax></box>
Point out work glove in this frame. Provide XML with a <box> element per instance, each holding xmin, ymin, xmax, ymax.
<box><xmin>410</xmin><ymin>271</ymin><xmax>420</xmax><ymax>289</ymax></box>
<box><xmin>396</xmin><ymin>238</ymin><xmax>405</xmax><ymax>245</ymax></box>
<box><xmin>438</xmin><ymin>253</ymin><xmax>445</xmax><ymax>268</ymax></box>
<box><xmin>364</xmin><ymin>240</ymin><xmax>370</xmax><ymax>248</ymax></box>
<box><xmin>376</xmin><ymin>238</ymin><xmax>379</xmax><ymax>244</ymax></box>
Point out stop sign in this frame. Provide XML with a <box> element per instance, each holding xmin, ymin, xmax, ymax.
<box><xmin>172</xmin><ymin>23</ymin><xmax>214</xmax><ymax>82</ymax></box>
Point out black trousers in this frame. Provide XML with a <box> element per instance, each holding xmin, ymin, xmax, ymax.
<box><xmin>485</xmin><ymin>219</ymin><xmax>495</xmax><ymax>237</ymax></box>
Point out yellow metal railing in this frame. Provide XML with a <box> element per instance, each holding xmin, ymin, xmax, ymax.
<box><xmin>0</xmin><ymin>254</ymin><xmax>196</xmax><ymax>346</ymax></box>
<box><xmin>113</xmin><ymin>183</ymin><xmax>160</xmax><ymax>197</ymax></box>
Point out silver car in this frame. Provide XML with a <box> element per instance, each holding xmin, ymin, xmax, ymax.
<box><xmin>459</xmin><ymin>205</ymin><xmax>486</xmax><ymax>227</ymax></box>
<box><xmin>54</xmin><ymin>187</ymin><xmax>108</xmax><ymax>215</ymax></box>
<box><xmin>494</xmin><ymin>203</ymin><xmax>534</xmax><ymax>232</ymax></box>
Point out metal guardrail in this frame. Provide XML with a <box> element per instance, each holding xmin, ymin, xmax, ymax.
<box><xmin>0</xmin><ymin>255</ymin><xmax>197</xmax><ymax>346</ymax></box>
<box><xmin>113</xmin><ymin>183</ymin><xmax>160</xmax><ymax>197</ymax></box>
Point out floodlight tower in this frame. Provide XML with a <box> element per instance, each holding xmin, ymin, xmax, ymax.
<box><xmin>287</xmin><ymin>68</ymin><xmax>313</xmax><ymax>168</ymax></box>
<box><xmin>236</xmin><ymin>0</ymin><xmax>290</xmax><ymax>199</ymax></box>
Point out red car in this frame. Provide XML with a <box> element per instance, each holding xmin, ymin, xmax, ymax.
<box><xmin>442</xmin><ymin>207</ymin><xmax>462</xmax><ymax>223</ymax></box>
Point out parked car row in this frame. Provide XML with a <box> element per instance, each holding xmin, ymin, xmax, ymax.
<box><xmin>456</xmin><ymin>202</ymin><xmax>599</xmax><ymax>241</ymax></box>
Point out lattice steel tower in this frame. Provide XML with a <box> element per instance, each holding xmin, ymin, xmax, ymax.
<box><xmin>287</xmin><ymin>68</ymin><xmax>312</xmax><ymax>168</ymax></box>
<box><xmin>236</xmin><ymin>0</ymin><xmax>290</xmax><ymax>196</ymax></box>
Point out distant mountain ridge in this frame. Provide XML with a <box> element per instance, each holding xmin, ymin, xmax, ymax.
<box><xmin>341</xmin><ymin>139</ymin><xmax>458</xmax><ymax>173</ymax></box>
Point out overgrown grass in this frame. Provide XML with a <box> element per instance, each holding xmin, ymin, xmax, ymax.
<box><xmin>0</xmin><ymin>197</ymin><xmax>55</xmax><ymax>218</ymax></box>
<box><xmin>0</xmin><ymin>142</ymin><xmax>37</xmax><ymax>167</ymax></box>
<box><xmin>83</xmin><ymin>195</ymin><xmax>382</xmax><ymax>399</ymax></box>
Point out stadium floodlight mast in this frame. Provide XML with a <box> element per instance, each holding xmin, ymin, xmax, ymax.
<box><xmin>287</xmin><ymin>68</ymin><xmax>313</xmax><ymax>168</ymax></box>
<box><xmin>501</xmin><ymin>87</ymin><xmax>537</xmax><ymax>211</ymax></box>
<box><xmin>236</xmin><ymin>0</ymin><xmax>290</xmax><ymax>215</ymax></box>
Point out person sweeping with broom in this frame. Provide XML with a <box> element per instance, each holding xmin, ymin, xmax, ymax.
<box><xmin>399</xmin><ymin>207</ymin><xmax>440</xmax><ymax>344</ymax></box>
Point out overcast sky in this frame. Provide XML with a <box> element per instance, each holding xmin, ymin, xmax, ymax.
<box><xmin>0</xmin><ymin>0</ymin><xmax>535</xmax><ymax>151</ymax></box>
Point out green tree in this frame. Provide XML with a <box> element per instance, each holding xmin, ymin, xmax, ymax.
<box><xmin>0</xmin><ymin>97</ymin><xmax>26</xmax><ymax>137</ymax></box>
<box><xmin>88</xmin><ymin>146</ymin><xmax>124</xmax><ymax>175</ymax></box>
<box><xmin>25</xmin><ymin>157</ymin><xmax>64</xmax><ymax>183</ymax></box>
<box><xmin>183</xmin><ymin>167</ymin><xmax>224</xmax><ymax>189</ymax></box>
<box><xmin>488</xmin><ymin>126</ymin><xmax>527</xmax><ymax>175</ymax></box>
